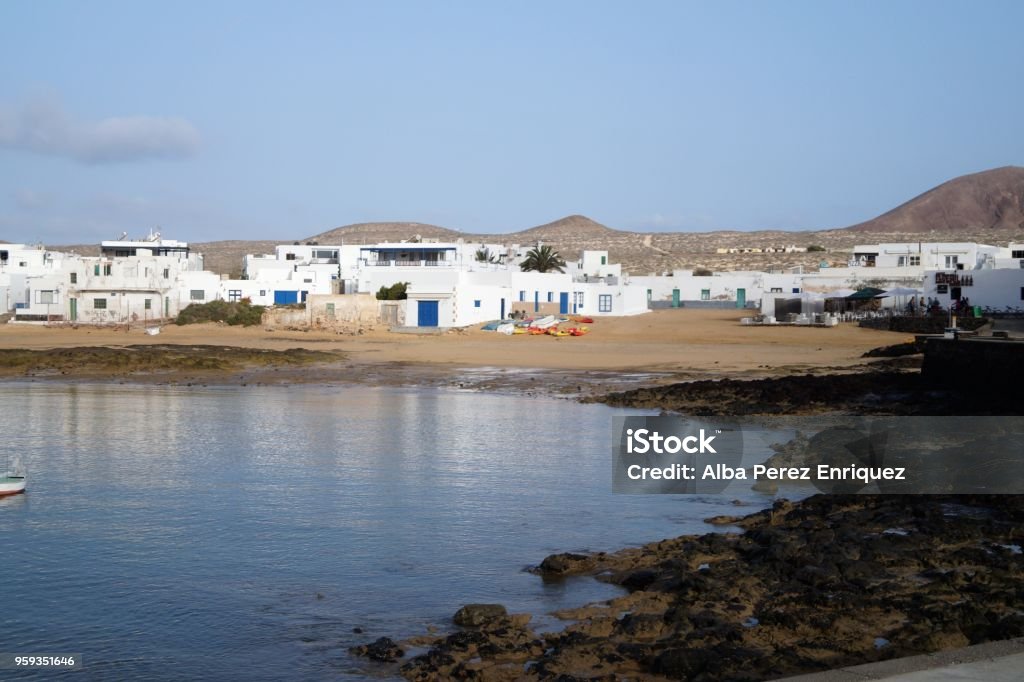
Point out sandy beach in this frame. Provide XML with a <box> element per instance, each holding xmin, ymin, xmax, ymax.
<box><xmin>0</xmin><ymin>310</ymin><xmax>908</xmax><ymax>386</ymax></box>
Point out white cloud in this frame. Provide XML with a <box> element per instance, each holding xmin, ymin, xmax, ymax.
<box><xmin>0</xmin><ymin>96</ymin><xmax>200</xmax><ymax>164</ymax></box>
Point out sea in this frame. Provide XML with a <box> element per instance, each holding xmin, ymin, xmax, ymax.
<box><xmin>0</xmin><ymin>383</ymin><xmax>786</xmax><ymax>680</ymax></box>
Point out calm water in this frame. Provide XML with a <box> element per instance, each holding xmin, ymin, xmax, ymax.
<box><xmin>0</xmin><ymin>383</ymin><xmax>779</xmax><ymax>680</ymax></box>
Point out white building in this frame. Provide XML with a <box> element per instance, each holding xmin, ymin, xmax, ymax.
<box><xmin>14</xmin><ymin>235</ymin><xmax>219</xmax><ymax>323</ymax></box>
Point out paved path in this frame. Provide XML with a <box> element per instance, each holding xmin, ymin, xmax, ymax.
<box><xmin>778</xmin><ymin>637</ymin><xmax>1024</xmax><ymax>681</ymax></box>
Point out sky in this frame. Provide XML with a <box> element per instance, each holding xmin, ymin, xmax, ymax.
<box><xmin>1</xmin><ymin>1</ymin><xmax>1023</xmax><ymax>244</ymax></box>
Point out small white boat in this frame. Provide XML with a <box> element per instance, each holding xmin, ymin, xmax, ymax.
<box><xmin>0</xmin><ymin>473</ymin><xmax>26</xmax><ymax>496</ymax></box>
<box><xmin>1</xmin><ymin>454</ymin><xmax>26</xmax><ymax>496</ymax></box>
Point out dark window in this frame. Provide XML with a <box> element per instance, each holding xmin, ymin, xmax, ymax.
<box><xmin>190</xmin><ymin>290</ymin><xmax>205</xmax><ymax>301</ymax></box>
<box><xmin>144</xmin><ymin>299</ymin><xmax>152</xmax><ymax>310</ymax></box>
<box><xmin>228</xmin><ymin>290</ymin><xmax>242</xmax><ymax>302</ymax></box>
<box><xmin>70</xmin><ymin>272</ymin><xmax>77</xmax><ymax>284</ymax></box>
<box><xmin>286</xmin><ymin>253</ymin><xmax>296</xmax><ymax>261</ymax></box>
<box><xmin>1012</xmin><ymin>250</ymin><xmax>1024</xmax><ymax>259</ymax></box>
<box><xmin>94</xmin><ymin>298</ymin><xmax>107</xmax><ymax>309</ymax></box>
<box><xmin>473</xmin><ymin>300</ymin><xmax>481</xmax><ymax>308</ymax></box>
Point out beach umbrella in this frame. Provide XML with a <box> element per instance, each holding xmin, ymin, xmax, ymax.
<box><xmin>845</xmin><ymin>287</ymin><xmax>887</xmax><ymax>300</ymax></box>
<box><xmin>885</xmin><ymin>286</ymin><xmax>922</xmax><ymax>297</ymax></box>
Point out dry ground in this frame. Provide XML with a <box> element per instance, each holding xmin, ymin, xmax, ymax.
<box><xmin>0</xmin><ymin>309</ymin><xmax>907</xmax><ymax>380</ymax></box>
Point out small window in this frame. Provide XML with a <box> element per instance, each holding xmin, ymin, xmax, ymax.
<box><xmin>0</xmin><ymin>250</ymin><xmax>7</xmax><ymax>261</ymax></box>
<box><xmin>473</xmin><ymin>300</ymin><xmax>481</xmax><ymax>308</ymax></box>
<box><xmin>1012</xmin><ymin>250</ymin><xmax>1024</xmax><ymax>259</ymax></box>
<box><xmin>94</xmin><ymin>298</ymin><xmax>107</xmax><ymax>309</ymax></box>
<box><xmin>259</xmin><ymin>290</ymin><xmax>266</xmax><ymax>296</ymax></box>
<box><xmin>94</xmin><ymin>264</ymin><xmax>100</xmax><ymax>276</ymax></box>
<box><xmin>190</xmin><ymin>290</ymin><xmax>205</xmax><ymax>301</ymax></box>
<box><xmin>598</xmin><ymin>294</ymin><xmax>612</xmax><ymax>312</ymax></box>
<box><xmin>944</xmin><ymin>255</ymin><xmax>959</xmax><ymax>268</ymax></box>
<box><xmin>303</xmin><ymin>278</ymin><xmax>312</xmax><ymax>283</ymax></box>
<box><xmin>37</xmin><ymin>290</ymin><xmax>55</xmax><ymax>304</ymax></box>
<box><xmin>103</xmin><ymin>264</ymin><xmax>112</xmax><ymax>276</ymax></box>
<box><xmin>701</xmin><ymin>289</ymin><xmax>711</xmax><ymax>300</ymax></box>
<box><xmin>286</xmin><ymin>253</ymin><xmax>296</xmax><ymax>261</ymax></box>
<box><xmin>144</xmin><ymin>299</ymin><xmax>152</xmax><ymax>310</ymax></box>
<box><xmin>770</xmin><ymin>287</ymin><xmax>783</xmax><ymax>293</ymax></box>
<box><xmin>792</xmin><ymin>288</ymin><xmax>801</xmax><ymax>294</ymax></box>
<box><xmin>70</xmin><ymin>272</ymin><xmax>77</xmax><ymax>284</ymax></box>
<box><xmin>600</xmin><ymin>255</ymin><xmax>606</xmax><ymax>265</ymax></box>
<box><xmin>163</xmin><ymin>268</ymin><xmax>170</xmax><ymax>279</ymax></box>
<box><xmin>228</xmin><ymin>290</ymin><xmax>242</xmax><ymax>302</ymax></box>
<box><xmin>519</xmin><ymin>290</ymin><xmax>525</xmax><ymax>302</ymax></box>
<box><xmin>547</xmin><ymin>292</ymin><xmax>553</xmax><ymax>303</ymax></box>
<box><xmin>909</xmin><ymin>256</ymin><xmax>920</xmax><ymax>266</ymax></box>
<box><xmin>1021</xmin><ymin>287</ymin><xmax>1024</xmax><ymax>301</ymax></box>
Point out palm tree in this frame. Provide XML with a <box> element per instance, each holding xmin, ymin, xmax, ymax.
<box><xmin>475</xmin><ymin>247</ymin><xmax>499</xmax><ymax>263</ymax></box>
<box><xmin>519</xmin><ymin>244</ymin><xmax>567</xmax><ymax>273</ymax></box>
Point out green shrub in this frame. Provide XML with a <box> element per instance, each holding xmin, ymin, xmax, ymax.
<box><xmin>807</xmin><ymin>245</ymin><xmax>826</xmax><ymax>252</ymax></box>
<box><xmin>376</xmin><ymin>282</ymin><xmax>408</xmax><ymax>300</ymax></box>
<box><xmin>175</xmin><ymin>300</ymin><xmax>266</xmax><ymax>326</ymax></box>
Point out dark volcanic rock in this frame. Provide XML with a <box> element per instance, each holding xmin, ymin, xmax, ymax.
<box><xmin>534</xmin><ymin>552</ymin><xmax>597</xmax><ymax>576</ymax></box>
<box><xmin>349</xmin><ymin>636</ymin><xmax>404</xmax><ymax>662</ymax></box>
<box><xmin>452</xmin><ymin>603</ymin><xmax>508</xmax><ymax>627</ymax></box>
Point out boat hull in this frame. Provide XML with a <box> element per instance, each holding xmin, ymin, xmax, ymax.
<box><xmin>0</xmin><ymin>476</ymin><xmax>26</xmax><ymax>496</ymax></box>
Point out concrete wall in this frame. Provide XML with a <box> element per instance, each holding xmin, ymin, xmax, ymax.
<box><xmin>922</xmin><ymin>337</ymin><xmax>1024</xmax><ymax>393</ymax></box>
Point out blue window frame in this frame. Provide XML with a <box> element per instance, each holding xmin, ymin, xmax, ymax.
<box><xmin>547</xmin><ymin>292</ymin><xmax>553</xmax><ymax>302</ymax></box>
<box><xmin>519</xmin><ymin>290</ymin><xmax>525</xmax><ymax>302</ymax></box>
<box><xmin>599</xmin><ymin>294</ymin><xmax>612</xmax><ymax>312</ymax></box>
<box><xmin>473</xmin><ymin>300</ymin><xmax>481</xmax><ymax>308</ymax></box>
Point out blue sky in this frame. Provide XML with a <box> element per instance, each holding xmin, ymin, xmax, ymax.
<box><xmin>1</xmin><ymin>1</ymin><xmax>1022</xmax><ymax>244</ymax></box>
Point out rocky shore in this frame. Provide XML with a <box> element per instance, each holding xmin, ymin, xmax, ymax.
<box><xmin>356</xmin><ymin>494</ymin><xmax>1024</xmax><ymax>681</ymax></box>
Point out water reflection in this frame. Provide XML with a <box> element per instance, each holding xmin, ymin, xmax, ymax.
<box><xmin>1</xmin><ymin>383</ymin><xmax>781</xmax><ymax>680</ymax></box>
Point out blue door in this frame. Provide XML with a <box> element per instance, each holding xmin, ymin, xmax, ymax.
<box><xmin>274</xmin><ymin>290</ymin><xmax>298</xmax><ymax>304</ymax></box>
<box><xmin>417</xmin><ymin>300</ymin><xmax>439</xmax><ymax>327</ymax></box>
<box><xmin>559</xmin><ymin>292</ymin><xmax>569</xmax><ymax>315</ymax></box>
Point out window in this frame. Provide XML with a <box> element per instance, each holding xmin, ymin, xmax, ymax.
<box><xmin>326</xmin><ymin>303</ymin><xmax>336</xmax><ymax>319</ymax></box>
<box><xmin>94</xmin><ymin>298</ymin><xmax>107</xmax><ymax>309</ymax></box>
<box><xmin>937</xmin><ymin>284</ymin><xmax>948</xmax><ymax>294</ymax></box>
<box><xmin>228</xmin><ymin>290</ymin><xmax>242</xmax><ymax>302</ymax></box>
<box><xmin>793</xmin><ymin>288</ymin><xmax>801</xmax><ymax>294</ymax></box>
<box><xmin>259</xmin><ymin>290</ymin><xmax>266</xmax><ymax>296</ymax></box>
<box><xmin>286</xmin><ymin>253</ymin><xmax>296</xmax><ymax>261</ymax></box>
<box><xmin>1021</xmin><ymin>287</ymin><xmax>1024</xmax><ymax>301</ymax></box>
<box><xmin>103</xmin><ymin>264</ymin><xmax>112</xmax><ymax>276</ymax></box>
<box><xmin>576</xmin><ymin>292</ymin><xmax>584</xmax><ymax>307</ymax></box>
<box><xmin>314</xmin><ymin>249</ymin><xmax>338</xmax><ymax>260</ymax></box>
<box><xmin>701</xmin><ymin>289</ymin><xmax>711</xmax><ymax>300</ymax></box>
<box><xmin>600</xmin><ymin>255</ymin><xmax>606</xmax><ymax>265</ymax></box>
<box><xmin>70</xmin><ymin>272</ymin><xmax>77</xmax><ymax>284</ymax></box>
<box><xmin>547</xmin><ymin>292</ymin><xmax>553</xmax><ymax>303</ymax></box>
<box><xmin>770</xmin><ymin>287</ymin><xmax>783</xmax><ymax>293</ymax></box>
<box><xmin>94</xmin><ymin>264</ymin><xmax>100</xmax><ymax>276</ymax></box>
<box><xmin>144</xmin><ymin>299</ymin><xmax>152</xmax><ymax>310</ymax></box>
<box><xmin>0</xmin><ymin>250</ymin><xmax>6</xmax><ymax>261</ymax></box>
<box><xmin>1012</xmin><ymin>250</ymin><xmax>1024</xmax><ymax>259</ymax></box>
<box><xmin>897</xmin><ymin>256</ymin><xmax>905</xmax><ymax>267</ymax></box>
<box><xmin>163</xmin><ymin>268</ymin><xmax>170</xmax><ymax>279</ymax></box>
<box><xmin>598</xmin><ymin>294</ymin><xmax>612</xmax><ymax>312</ymax></box>
<box><xmin>944</xmin><ymin>255</ymin><xmax>959</xmax><ymax>268</ymax></box>
<box><xmin>473</xmin><ymin>300</ymin><xmax>481</xmax><ymax>308</ymax></box>
<box><xmin>190</xmin><ymin>290</ymin><xmax>205</xmax><ymax>301</ymax></box>
<box><xmin>909</xmin><ymin>256</ymin><xmax>920</xmax><ymax>266</ymax></box>
<box><xmin>519</xmin><ymin>290</ymin><xmax>525</xmax><ymax>302</ymax></box>
<box><xmin>36</xmin><ymin>290</ymin><xmax>55</xmax><ymax>304</ymax></box>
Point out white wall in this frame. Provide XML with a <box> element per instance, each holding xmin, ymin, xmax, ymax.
<box><xmin>924</xmin><ymin>268</ymin><xmax>1024</xmax><ymax>311</ymax></box>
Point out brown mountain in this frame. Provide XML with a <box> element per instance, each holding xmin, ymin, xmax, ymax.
<box><xmin>846</xmin><ymin>166</ymin><xmax>1024</xmax><ymax>232</ymax></box>
<box><xmin>306</xmin><ymin>221</ymin><xmax>461</xmax><ymax>244</ymax></box>
<box><xmin>500</xmin><ymin>214</ymin><xmax>625</xmax><ymax>242</ymax></box>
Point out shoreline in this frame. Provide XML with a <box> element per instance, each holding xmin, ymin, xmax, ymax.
<box><xmin>9</xmin><ymin>310</ymin><xmax>1019</xmax><ymax>680</ymax></box>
